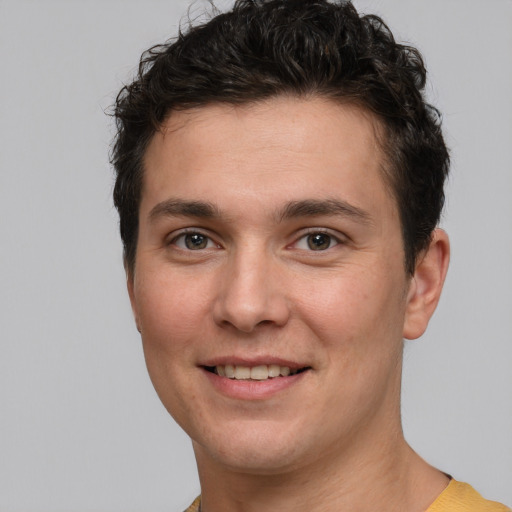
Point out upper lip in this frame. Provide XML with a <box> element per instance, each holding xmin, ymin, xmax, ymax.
<box><xmin>200</xmin><ymin>356</ymin><xmax>307</xmax><ymax>369</ymax></box>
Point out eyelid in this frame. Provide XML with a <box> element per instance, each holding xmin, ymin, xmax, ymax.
<box><xmin>291</xmin><ymin>227</ymin><xmax>348</xmax><ymax>250</ymax></box>
<box><xmin>167</xmin><ymin>228</ymin><xmax>222</xmax><ymax>250</ymax></box>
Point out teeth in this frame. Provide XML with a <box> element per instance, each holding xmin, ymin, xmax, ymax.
<box><xmin>280</xmin><ymin>366</ymin><xmax>290</xmax><ymax>377</ymax></box>
<box><xmin>268</xmin><ymin>364</ymin><xmax>280</xmax><ymax>377</ymax></box>
<box><xmin>214</xmin><ymin>364</ymin><xmax>302</xmax><ymax>380</ymax></box>
<box><xmin>234</xmin><ymin>366</ymin><xmax>251</xmax><ymax>380</ymax></box>
<box><xmin>250</xmin><ymin>365</ymin><xmax>268</xmax><ymax>380</ymax></box>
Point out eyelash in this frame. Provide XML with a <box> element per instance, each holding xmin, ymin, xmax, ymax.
<box><xmin>168</xmin><ymin>228</ymin><xmax>345</xmax><ymax>252</ymax></box>
<box><xmin>170</xmin><ymin>229</ymin><xmax>220</xmax><ymax>251</ymax></box>
<box><xmin>292</xmin><ymin>229</ymin><xmax>345</xmax><ymax>252</ymax></box>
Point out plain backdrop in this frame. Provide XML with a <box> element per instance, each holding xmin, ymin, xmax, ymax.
<box><xmin>1</xmin><ymin>1</ymin><xmax>511</xmax><ymax>511</ymax></box>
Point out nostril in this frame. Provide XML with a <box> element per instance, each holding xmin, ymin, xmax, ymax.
<box><xmin>256</xmin><ymin>319</ymin><xmax>273</xmax><ymax>327</ymax></box>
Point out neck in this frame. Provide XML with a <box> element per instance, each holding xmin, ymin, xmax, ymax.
<box><xmin>194</xmin><ymin>424</ymin><xmax>448</xmax><ymax>512</ymax></box>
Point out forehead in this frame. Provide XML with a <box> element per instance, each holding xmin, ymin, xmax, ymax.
<box><xmin>141</xmin><ymin>96</ymin><xmax>395</xmax><ymax>222</ymax></box>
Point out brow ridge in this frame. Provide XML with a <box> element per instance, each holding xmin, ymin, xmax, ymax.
<box><xmin>148</xmin><ymin>197</ymin><xmax>372</xmax><ymax>226</ymax></box>
<box><xmin>149</xmin><ymin>198</ymin><xmax>220</xmax><ymax>221</ymax></box>
<box><xmin>278</xmin><ymin>199</ymin><xmax>372</xmax><ymax>224</ymax></box>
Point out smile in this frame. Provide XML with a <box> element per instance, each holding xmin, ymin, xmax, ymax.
<box><xmin>205</xmin><ymin>364</ymin><xmax>310</xmax><ymax>381</ymax></box>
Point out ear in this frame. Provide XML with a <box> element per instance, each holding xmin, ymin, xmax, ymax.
<box><xmin>125</xmin><ymin>261</ymin><xmax>142</xmax><ymax>334</ymax></box>
<box><xmin>403</xmin><ymin>228</ymin><xmax>450</xmax><ymax>340</ymax></box>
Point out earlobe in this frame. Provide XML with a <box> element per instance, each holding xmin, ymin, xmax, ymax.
<box><xmin>403</xmin><ymin>228</ymin><xmax>450</xmax><ymax>340</ymax></box>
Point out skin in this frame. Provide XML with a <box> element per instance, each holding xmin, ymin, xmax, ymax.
<box><xmin>128</xmin><ymin>97</ymin><xmax>450</xmax><ymax>511</ymax></box>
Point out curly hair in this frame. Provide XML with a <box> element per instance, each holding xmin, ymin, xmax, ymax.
<box><xmin>111</xmin><ymin>0</ymin><xmax>449</xmax><ymax>275</ymax></box>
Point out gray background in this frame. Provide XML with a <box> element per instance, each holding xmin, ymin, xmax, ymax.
<box><xmin>1</xmin><ymin>0</ymin><xmax>511</xmax><ymax>510</ymax></box>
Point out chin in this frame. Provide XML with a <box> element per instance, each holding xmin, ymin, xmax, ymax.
<box><xmin>203</xmin><ymin>447</ymin><xmax>305</xmax><ymax>476</ymax></box>
<box><xmin>192</xmin><ymin>419</ymin><xmax>312</xmax><ymax>474</ymax></box>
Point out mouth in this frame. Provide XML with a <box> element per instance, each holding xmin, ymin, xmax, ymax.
<box><xmin>204</xmin><ymin>364</ymin><xmax>311</xmax><ymax>381</ymax></box>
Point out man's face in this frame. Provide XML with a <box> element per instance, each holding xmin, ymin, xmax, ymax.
<box><xmin>129</xmin><ymin>97</ymin><xmax>414</xmax><ymax>473</ymax></box>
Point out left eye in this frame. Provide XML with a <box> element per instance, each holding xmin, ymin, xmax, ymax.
<box><xmin>173</xmin><ymin>232</ymin><xmax>216</xmax><ymax>250</ymax></box>
<box><xmin>295</xmin><ymin>232</ymin><xmax>339</xmax><ymax>251</ymax></box>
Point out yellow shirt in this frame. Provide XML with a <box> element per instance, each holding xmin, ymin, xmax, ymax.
<box><xmin>426</xmin><ymin>479</ymin><xmax>511</xmax><ymax>512</ymax></box>
<box><xmin>184</xmin><ymin>496</ymin><xmax>200</xmax><ymax>512</ymax></box>
<box><xmin>184</xmin><ymin>479</ymin><xmax>511</xmax><ymax>512</ymax></box>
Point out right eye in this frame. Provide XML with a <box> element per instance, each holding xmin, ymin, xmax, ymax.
<box><xmin>294</xmin><ymin>232</ymin><xmax>339</xmax><ymax>251</ymax></box>
<box><xmin>172</xmin><ymin>232</ymin><xmax>217</xmax><ymax>250</ymax></box>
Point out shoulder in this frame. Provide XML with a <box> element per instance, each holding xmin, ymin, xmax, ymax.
<box><xmin>427</xmin><ymin>480</ymin><xmax>511</xmax><ymax>512</ymax></box>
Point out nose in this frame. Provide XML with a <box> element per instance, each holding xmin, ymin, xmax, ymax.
<box><xmin>212</xmin><ymin>247</ymin><xmax>290</xmax><ymax>333</ymax></box>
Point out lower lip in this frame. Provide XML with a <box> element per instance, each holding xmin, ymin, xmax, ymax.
<box><xmin>202</xmin><ymin>368</ymin><xmax>308</xmax><ymax>400</ymax></box>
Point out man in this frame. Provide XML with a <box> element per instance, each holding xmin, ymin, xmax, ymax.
<box><xmin>110</xmin><ymin>1</ymin><xmax>510</xmax><ymax>510</ymax></box>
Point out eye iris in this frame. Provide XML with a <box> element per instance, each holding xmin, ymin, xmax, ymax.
<box><xmin>185</xmin><ymin>233</ymin><xmax>208</xmax><ymax>250</ymax></box>
<box><xmin>307</xmin><ymin>233</ymin><xmax>331</xmax><ymax>250</ymax></box>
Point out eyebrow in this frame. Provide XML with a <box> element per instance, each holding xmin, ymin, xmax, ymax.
<box><xmin>277</xmin><ymin>199</ymin><xmax>372</xmax><ymax>225</ymax></box>
<box><xmin>148</xmin><ymin>197</ymin><xmax>372</xmax><ymax>225</ymax></box>
<box><xmin>149</xmin><ymin>198</ymin><xmax>221</xmax><ymax>221</ymax></box>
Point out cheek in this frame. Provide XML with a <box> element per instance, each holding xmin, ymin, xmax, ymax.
<box><xmin>136</xmin><ymin>270</ymin><xmax>208</xmax><ymax>338</ymax></box>
<box><xmin>133</xmin><ymin>270</ymin><xmax>216</xmax><ymax>382</ymax></box>
<box><xmin>134</xmin><ymin>271</ymin><xmax>212</xmax><ymax>422</ymax></box>
<box><xmin>293</xmin><ymin>265</ymin><xmax>406</xmax><ymax>359</ymax></box>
